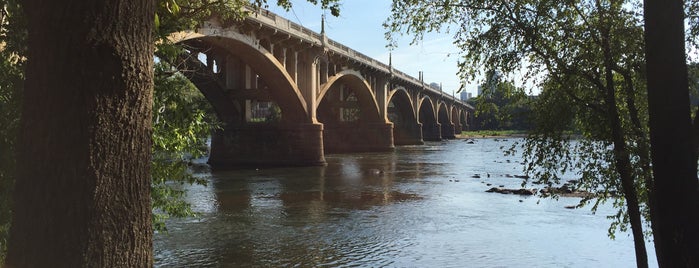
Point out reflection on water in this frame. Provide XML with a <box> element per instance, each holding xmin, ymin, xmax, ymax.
<box><xmin>154</xmin><ymin>139</ymin><xmax>657</xmax><ymax>267</ymax></box>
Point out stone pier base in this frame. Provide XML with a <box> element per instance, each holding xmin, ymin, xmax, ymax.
<box><xmin>422</xmin><ymin>123</ymin><xmax>442</xmax><ymax>141</ymax></box>
<box><xmin>209</xmin><ymin>123</ymin><xmax>325</xmax><ymax>168</ymax></box>
<box><xmin>454</xmin><ymin>124</ymin><xmax>463</xmax><ymax>135</ymax></box>
<box><xmin>441</xmin><ymin>123</ymin><xmax>456</xmax><ymax>139</ymax></box>
<box><xmin>394</xmin><ymin>122</ymin><xmax>424</xmax><ymax>145</ymax></box>
<box><xmin>323</xmin><ymin>122</ymin><xmax>395</xmax><ymax>153</ymax></box>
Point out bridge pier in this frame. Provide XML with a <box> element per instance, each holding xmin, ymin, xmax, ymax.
<box><xmin>394</xmin><ymin>122</ymin><xmax>424</xmax><ymax>145</ymax></box>
<box><xmin>323</xmin><ymin>122</ymin><xmax>395</xmax><ymax>153</ymax></box>
<box><xmin>422</xmin><ymin>123</ymin><xmax>442</xmax><ymax>141</ymax></box>
<box><xmin>441</xmin><ymin>123</ymin><xmax>456</xmax><ymax>139</ymax></box>
<box><xmin>454</xmin><ymin>123</ymin><xmax>463</xmax><ymax>136</ymax></box>
<box><xmin>208</xmin><ymin>123</ymin><xmax>326</xmax><ymax>168</ymax></box>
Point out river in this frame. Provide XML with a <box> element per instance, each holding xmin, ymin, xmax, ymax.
<box><xmin>153</xmin><ymin>138</ymin><xmax>657</xmax><ymax>267</ymax></box>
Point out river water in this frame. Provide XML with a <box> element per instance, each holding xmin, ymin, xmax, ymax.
<box><xmin>154</xmin><ymin>138</ymin><xmax>657</xmax><ymax>267</ymax></box>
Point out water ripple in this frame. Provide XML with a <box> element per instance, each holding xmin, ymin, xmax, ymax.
<box><xmin>154</xmin><ymin>138</ymin><xmax>655</xmax><ymax>267</ymax></box>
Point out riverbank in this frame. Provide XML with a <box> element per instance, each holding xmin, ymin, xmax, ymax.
<box><xmin>459</xmin><ymin>130</ymin><xmax>528</xmax><ymax>138</ymax></box>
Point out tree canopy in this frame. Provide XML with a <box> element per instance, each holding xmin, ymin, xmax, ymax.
<box><xmin>385</xmin><ymin>0</ymin><xmax>699</xmax><ymax>266</ymax></box>
<box><xmin>469</xmin><ymin>70</ymin><xmax>531</xmax><ymax>130</ymax></box>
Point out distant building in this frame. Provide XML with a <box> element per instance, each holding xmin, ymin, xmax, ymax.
<box><xmin>460</xmin><ymin>91</ymin><xmax>472</xmax><ymax>101</ymax></box>
<box><xmin>429</xmin><ymin>82</ymin><xmax>441</xmax><ymax>91</ymax></box>
<box><xmin>478</xmin><ymin>70</ymin><xmax>502</xmax><ymax>97</ymax></box>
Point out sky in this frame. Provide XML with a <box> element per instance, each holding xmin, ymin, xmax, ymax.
<box><xmin>265</xmin><ymin>1</ymin><xmax>479</xmax><ymax>97</ymax></box>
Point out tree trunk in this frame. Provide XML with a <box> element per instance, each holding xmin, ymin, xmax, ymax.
<box><xmin>597</xmin><ymin>8</ymin><xmax>648</xmax><ymax>267</ymax></box>
<box><xmin>606</xmin><ymin>97</ymin><xmax>649</xmax><ymax>268</ymax></box>
<box><xmin>643</xmin><ymin>0</ymin><xmax>699</xmax><ymax>266</ymax></box>
<box><xmin>5</xmin><ymin>1</ymin><xmax>154</xmax><ymax>267</ymax></box>
<box><xmin>604</xmin><ymin>70</ymin><xmax>649</xmax><ymax>268</ymax></box>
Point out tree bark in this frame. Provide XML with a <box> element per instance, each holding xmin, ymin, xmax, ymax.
<box><xmin>643</xmin><ymin>0</ymin><xmax>699</xmax><ymax>267</ymax></box>
<box><xmin>5</xmin><ymin>0</ymin><xmax>154</xmax><ymax>267</ymax></box>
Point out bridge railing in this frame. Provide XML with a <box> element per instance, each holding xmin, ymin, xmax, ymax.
<box><xmin>245</xmin><ymin>7</ymin><xmax>471</xmax><ymax>108</ymax></box>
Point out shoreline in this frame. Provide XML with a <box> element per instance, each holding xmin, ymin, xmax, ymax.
<box><xmin>457</xmin><ymin>131</ymin><xmax>529</xmax><ymax>139</ymax></box>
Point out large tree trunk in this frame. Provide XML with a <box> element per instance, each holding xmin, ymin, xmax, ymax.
<box><xmin>643</xmin><ymin>0</ymin><xmax>699</xmax><ymax>267</ymax></box>
<box><xmin>5</xmin><ymin>1</ymin><xmax>154</xmax><ymax>267</ymax></box>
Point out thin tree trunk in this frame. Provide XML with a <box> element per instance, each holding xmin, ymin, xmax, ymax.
<box><xmin>619</xmin><ymin>71</ymin><xmax>657</xmax><ymax>242</ymax></box>
<box><xmin>605</xmin><ymin>83</ymin><xmax>649</xmax><ymax>268</ymax></box>
<box><xmin>5</xmin><ymin>1</ymin><xmax>154</xmax><ymax>267</ymax></box>
<box><xmin>643</xmin><ymin>0</ymin><xmax>699</xmax><ymax>266</ymax></box>
<box><xmin>598</xmin><ymin>6</ymin><xmax>648</xmax><ymax>265</ymax></box>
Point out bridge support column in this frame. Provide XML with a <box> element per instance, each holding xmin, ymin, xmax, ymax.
<box><xmin>422</xmin><ymin>123</ymin><xmax>442</xmax><ymax>141</ymax></box>
<box><xmin>376</xmin><ymin>78</ymin><xmax>389</xmax><ymax>121</ymax></box>
<box><xmin>394</xmin><ymin>122</ymin><xmax>424</xmax><ymax>145</ymax></box>
<box><xmin>441</xmin><ymin>123</ymin><xmax>456</xmax><ymax>139</ymax></box>
<box><xmin>208</xmin><ymin>123</ymin><xmax>325</xmax><ymax>168</ymax></box>
<box><xmin>323</xmin><ymin>122</ymin><xmax>394</xmax><ymax>153</ymax></box>
<box><xmin>454</xmin><ymin>123</ymin><xmax>463</xmax><ymax>136</ymax></box>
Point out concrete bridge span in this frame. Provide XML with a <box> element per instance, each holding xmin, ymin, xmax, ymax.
<box><xmin>170</xmin><ymin>8</ymin><xmax>473</xmax><ymax>168</ymax></box>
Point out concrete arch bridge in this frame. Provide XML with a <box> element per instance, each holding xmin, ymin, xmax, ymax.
<box><xmin>170</xmin><ymin>9</ymin><xmax>473</xmax><ymax>168</ymax></box>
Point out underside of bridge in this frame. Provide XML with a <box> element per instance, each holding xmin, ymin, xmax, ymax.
<box><xmin>452</xmin><ymin>108</ymin><xmax>462</xmax><ymax>134</ymax></box>
<box><xmin>419</xmin><ymin>98</ymin><xmax>442</xmax><ymax>141</ymax></box>
<box><xmin>460</xmin><ymin>110</ymin><xmax>470</xmax><ymax>131</ymax></box>
<box><xmin>439</xmin><ymin>104</ymin><xmax>456</xmax><ymax>139</ymax></box>
<box><xmin>317</xmin><ymin>76</ymin><xmax>394</xmax><ymax>153</ymax></box>
<box><xmin>388</xmin><ymin>90</ymin><xmax>423</xmax><ymax>145</ymax></box>
<box><xmin>179</xmin><ymin>38</ymin><xmax>325</xmax><ymax>168</ymax></box>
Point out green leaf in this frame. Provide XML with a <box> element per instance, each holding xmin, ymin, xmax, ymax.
<box><xmin>154</xmin><ymin>13</ymin><xmax>160</xmax><ymax>29</ymax></box>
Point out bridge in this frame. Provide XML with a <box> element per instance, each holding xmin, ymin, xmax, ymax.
<box><xmin>170</xmin><ymin>8</ymin><xmax>474</xmax><ymax>168</ymax></box>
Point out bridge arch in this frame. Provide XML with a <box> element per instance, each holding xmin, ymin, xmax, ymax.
<box><xmin>177</xmin><ymin>32</ymin><xmax>309</xmax><ymax>123</ymax></box>
<box><xmin>387</xmin><ymin>87</ymin><xmax>416</xmax><ymax>119</ymax></box>
<box><xmin>418</xmin><ymin>96</ymin><xmax>441</xmax><ymax>141</ymax></box>
<box><xmin>460</xmin><ymin>110</ymin><xmax>469</xmax><ymax>131</ymax></box>
<box><xmin>388</xmin><ymin>87</ymin><xmax>422</xmax><ymax>145</ymax></box>
<box><xmin>317</xmin><ymin>69</ymin><xmax>382</xmax><ymax>123</ymax></box>
<box><xmin>172</xmin><ymin>30</ymin><xmax>325</xmax><ymax>167</ymax></box>
<box><xmin>317</xmin><ymin>70</ymin><xmax>392</xmax><ymax>153</ymax></box>
<box><xmin>438</xmin><ymin>102</ymin><xmax>455</xmax><ymax>139</ymax></box>
<box><xmin>451</xmin><ymin>106</ymin><xmax>463</xmax><ymax>134</ymax></box>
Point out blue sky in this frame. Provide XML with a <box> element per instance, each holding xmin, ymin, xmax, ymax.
<box><xmin>266</xmin><ymin>1</ymin><xmax>479</xmax><ymax>97</ymax></box>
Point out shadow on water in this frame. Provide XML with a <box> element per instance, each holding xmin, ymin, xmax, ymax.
<box><xmin>210</xmin><ymin>149</ymin><xmax>434</xmax><ymax>214</ymax></box>
<box><xmin>155</xmin><ymin>147</ymin><xmax>442</xmax><ymax>267</ymax></box>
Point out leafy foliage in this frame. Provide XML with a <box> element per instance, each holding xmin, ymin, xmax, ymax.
<box><xmin>260</xmin><ymin>0</ymin><xmax>340</xmax><ymax>16</ymax></box>
<box><xmin>150</xmin><ymin>62</ymin><xmax>217</xmax><ymax>232</ymax></box>
<box><xmin>470</xmin><ymin>70</ymin><xmax>531</xmax><ymax>130</ymax></box>
<box><xmin>385</xmin><ymin>2</ymin><xmax>655</xmax><ymax>260</ymax></box>
<box><xmin>685</xmin><ymin>0</ymin><xmax>699</xmax><ymax>61</ymax></box>
<box><xmin>513</xmin><ymin>76</ymin><xmax>652</xmax><ymax>238</ymax></box>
